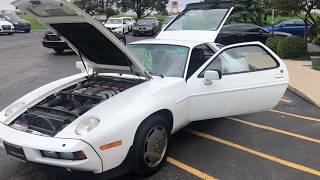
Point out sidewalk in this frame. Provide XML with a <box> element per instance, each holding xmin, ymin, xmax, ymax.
<box><xmin>284</xmin><ymin>60</ymin><xmax>320</xmax><ymax>107</ymax></box>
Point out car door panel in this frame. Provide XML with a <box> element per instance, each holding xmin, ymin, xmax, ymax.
<box><xmin>186</xmin><ymin>42</ymin><xmax>289</xmax><ymax>121</ymax></box>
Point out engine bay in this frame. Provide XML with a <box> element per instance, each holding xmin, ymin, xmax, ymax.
<box><xmin>10</xmin><ymin>76</ymin><xmax>143</xmax><ymax>136</ymax></box>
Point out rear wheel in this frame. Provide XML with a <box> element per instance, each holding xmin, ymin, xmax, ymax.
<box><xmin>132</xmin><ymin>114</ymin><xmax>171</xmax><ymax>176</ymax></box>
<box><xmin>8</xmin><ymin>32</ymin><xmax>13</xmax><ymax>35</ymax></box>
<box><xmin>24</xmin><ymin>29</ymin><xmax>30</xmax><ymax>33</ymax></box>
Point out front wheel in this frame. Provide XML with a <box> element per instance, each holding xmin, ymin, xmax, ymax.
<box><xmin>132</xmin><ymin>115</ymin><xmax>171</xmax><ymax>176</ymax></box>
<box><xmin>121</xmin><ymin>38</ymin><xmax>127</xmax><ymax>45</ymax></box>
<box><xmin>53</xmin><ymin>48</ymin><xmax>64</xmax><ymax>54</ymax></box>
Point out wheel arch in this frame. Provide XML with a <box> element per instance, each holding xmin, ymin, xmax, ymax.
<box><xmin>135</xmin><ymin>109</ymin><xmax>174</xmax><ymax>136</ymax></box>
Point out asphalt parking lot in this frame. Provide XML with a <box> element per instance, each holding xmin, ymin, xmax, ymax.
<box><xmin>1</xmin><ymin>30</ymin><xmax>320</xmax><ymax>180</ymax></box>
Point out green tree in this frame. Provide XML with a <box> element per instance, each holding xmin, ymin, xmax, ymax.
<box><xmin>73</xmin><ymin>0</ymin><xmax>119</xmax><ymax>18</ymax></box>
<box><xmin>205</xmin><ymin>0</ymin><xmax>266</xmax><ymax>25</ymax></box>
<box><xmin>72</xmin><ymin>0</ymin><xmax>99</xmax><ymax>14</ymax></box>
<box><xmin>119</xmin><ymin>0</ymin><xmax>169</xmax><ymax>19</ymax></box>
<box><xmin>234</xmin><ymin>0</ymin><xmax>266</xmax><ymax>25</ymax></box>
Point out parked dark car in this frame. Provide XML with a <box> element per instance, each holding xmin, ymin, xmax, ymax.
<box><xmin>0</xmin><ymin>13</ymin><xmax>31</xmax><ymax>33</ymax></box>
<box><xmin>42</xmin><ymin>31</ymin><xmax>127</xmax><ymax>54</ymax></box>
<box><xmin>132</xmin><ymin>18</ymin><xmax>157</xmax><ymax>36</ymax></box>
<box><xmin>263</xmin><ymin>19</ymin><xmax>312</xmax><ymax>37</ymax></box>
<box><xmin>216</xmin><ymin>23</ymin><xmax>292</xmax><ymax>46</ymax></box>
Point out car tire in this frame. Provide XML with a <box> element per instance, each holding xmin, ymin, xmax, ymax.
<box><xmin>121</xmin><ymin>38</ymin><xmax>127</xmax><ymax>45</ymax></box>
<box><xmin>132</xmin><ymin>114</ymin><xmax>171</xmax><ymax>176</ymax></box>
<box><xmin>8</xmin><ymin>32</ymin><xmax>13</xmax><ymax>35</ymax></box>
<box><xmin>54</xmin><ymin>48</ymin><xmax>64</xmax><ymax>54</ymax></box>
<box><xmin>25</xmin><ymin>29</ymin><xmax>30</xmax><ymax>33</ymax></box>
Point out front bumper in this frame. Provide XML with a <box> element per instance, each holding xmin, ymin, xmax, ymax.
<box><xmin>13</xmin><ymin>24</ymin><xmax>31</xmax><ymax>31</ymax></box>
<box><xmin>133</xmin><ymin>29</ymin><xmax>154</xmax><ymax>35</ymax></box>
<box><xmin>0</xmin><ymin>122</ymin><xmax>103</xmax><ymax>173</ymax></box>
<box><xmin>111</xmin><ymin>29</ymin><xmax>123</xmax><ymax>34</ymax></box>
<box><xmin>0</xmin><ymin>29</ymin><xmax>14</xmax><ymax>33</ymax></box>
<box><xmin>42</xmin><ymin>40</ymin><xmax>69</xmax><ymax>49</ymax></box>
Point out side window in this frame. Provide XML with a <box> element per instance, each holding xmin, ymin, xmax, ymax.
<box><xmin>294</xmin><ymin>20</ymin><xmax>305</xmax><ymax>26</ymax></box>
<box><xmin>200</xmin><ymin>45</ymin><xmax>278</xmax><ymax>77</ymax></box>
<box><xmin>283</xmin><ymin>20</ymin><xmax>296</xmax><ymax>27</ymax></box>
<box><xmin>186</xmin><ymin>44</ymin><xmax>215</xmax><ymax>79</ymax></box>
<box><xmin>248</xmin><ymin>26</ymin><xmax>266</xmax><ymax>33</ymax></box>
<box><xmin>237</xmin><ymin>25</ymin><xmax>250</xmax><ymax>32</ymax></box>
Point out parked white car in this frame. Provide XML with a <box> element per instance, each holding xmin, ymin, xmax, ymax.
<box><xmin>0</xmin><ymin>19</ymin><xmax>14</xmax><ymax>35</ymax></box>
<box><xmin>122</xmin><ymin>17</ymin><xmax>135</xmax><ymax>31</ymax></box>
<box><xmin>104</xmin><ymin>17</ymin><xmax>129</xmax><ymax>34</ymax></box>
<box><xmin>0</xmin><ymin>0</ymin><xmax>289</xmax><ymax>179</ymax></box>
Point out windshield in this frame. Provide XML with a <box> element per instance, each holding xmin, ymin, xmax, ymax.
<box><xmin>1</xmin><ymin>14</ymin><xmax>21</xmax><ymax>21</ymax></box>
<box><xmin>166</xmin><ymin>9</ymin><xmax>229</xmax><ymax>31</ymax></box>
<box><xmin>128</xmin><ymin>44</ymin><xmax>190</xmax><ymax>77</ymax></box>
<box><xmin>136</xmin><ymin>19</ymin><xmax>154</xmax><ymax>25</ymax></box>
<box><xmin>107</xmin><ymin>19</ymin><xmax>122</xmax><ymax>24</ymax></box>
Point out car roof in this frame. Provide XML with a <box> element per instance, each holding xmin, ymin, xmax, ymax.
<box><xmin>129</xmin><ymin>39</ymin><xmax>211</xmax><ymax>48</ymax></box>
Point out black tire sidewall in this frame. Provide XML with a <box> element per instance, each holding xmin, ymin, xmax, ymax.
<box><xmin>132</xmin><ymin>114</ymin><xmax>171</xmax><ymax>176</ymax></box>
<box><xmin>54</xmin><ymin>48</ymin><xmax>64</xmax><ymax>54</ymax></box>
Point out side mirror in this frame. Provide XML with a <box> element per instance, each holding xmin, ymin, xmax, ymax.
<box><xmin>203</xmin><ymin>70</ymin><xmax>221</xmax><ymax>85</ymax></box>
<box><xmin>76</xmin><ymin>61</ymin><xmax>86</xmax><ymax>73</ymax></box>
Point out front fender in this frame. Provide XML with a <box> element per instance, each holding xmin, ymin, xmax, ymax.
<box><xmin>56</xmin><ymin>77</ymin><xmax>189</xmax><ymax>171</ymax></box>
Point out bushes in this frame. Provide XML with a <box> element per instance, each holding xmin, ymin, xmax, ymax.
<box><xmin>265</xmin><ymin>37</ymin><xmax>281</xmax><ymax>53</ymax></box>
<box><xmin>314</xmin><ymin>35</ymin><xmax>320</xmax><ymax>46</ymax></box>
<box><xmin>278</xmin><ymin>36</ymin><xmax>307</xmax><ymax>58</ymax></box>
<box><xmin>266</xmin><ymin>36</ymin><xmax>307</xmax><ymax>59</ymax></box>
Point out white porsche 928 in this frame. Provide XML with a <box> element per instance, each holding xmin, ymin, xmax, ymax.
<box><xmin>0</xmin><ymin>0</ymin><xmax>289</xmax><ymax>179</ymax></box>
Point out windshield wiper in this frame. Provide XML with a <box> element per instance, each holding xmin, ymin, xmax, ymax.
<box><xmin>149</xmin><ymin>72</ymin><xmax>165</xmax><ymax>78</ymax></box>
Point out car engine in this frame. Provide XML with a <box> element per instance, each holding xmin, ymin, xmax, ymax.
<box><xmin>10</xmin><ymin>76</ymin><xmax>143</xmax><ymax>136</ymax></box>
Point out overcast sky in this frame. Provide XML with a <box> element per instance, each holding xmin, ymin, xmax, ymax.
<box><xmin>0</xmin><ymin>0</ymin><xmax>201</xmax><ymax>11</ymax></box>
<box><xmin>0</xmin><ymin>0</ymin><xmax>15</xmax><ymax>10</ymax></box>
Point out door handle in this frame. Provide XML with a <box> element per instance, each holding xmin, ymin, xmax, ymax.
<box><xmin>274</xmin><ymin>75</ymin><xmax>284</xmax><ymax>79</ymax></box>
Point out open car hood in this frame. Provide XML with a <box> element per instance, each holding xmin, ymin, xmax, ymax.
<box><xmin>12</xmin><ymin>0</ymin><xmax>151</xmax><ymax>78</ymax></box>
<box><xmin>156</xmin><ymin>2</ymin><xmax>234</xmax><ymax>42</ymax></box>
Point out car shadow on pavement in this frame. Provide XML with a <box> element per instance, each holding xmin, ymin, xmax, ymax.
<box><xmin>52</xmin><ymin>51</ymin><xmax>76</xmax><ymax>56</ymax></box>
<box><xmin>8</xmin><ymin>163</ymin><xmax>144</xmax><ymax>180</ymax></box>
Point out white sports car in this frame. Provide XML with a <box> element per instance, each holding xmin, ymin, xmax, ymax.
<box><xmin>0</xmin><ymin>0</ymin><xmax>289</xmax><ymax>179</ymax></box>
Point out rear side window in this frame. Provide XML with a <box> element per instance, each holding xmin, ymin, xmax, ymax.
<box><xmin>201</xmin><ymin>45</ymin><xmax>278</xmax><ymax>76</ymax></box>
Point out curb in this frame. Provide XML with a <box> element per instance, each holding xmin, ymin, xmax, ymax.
<box><xmin>288</xmin><ymin>86</ymin><xmax>320</xmax><ymax>108</ymax></box>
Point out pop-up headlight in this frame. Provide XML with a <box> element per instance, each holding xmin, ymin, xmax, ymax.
<box><xmin>4</xmin><ymin>101</ymin><xmax>25</xmax><ymax>117</ymax></box>
<box><xmin>75</xmin><ymin>118</ymin><xmax>100</xmax><ymax>135</ymax></box>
